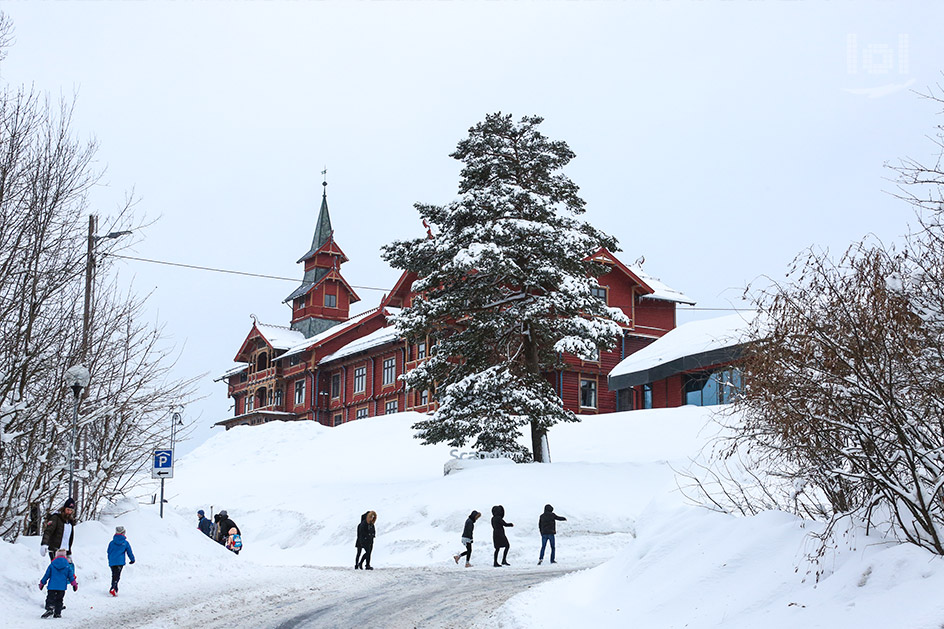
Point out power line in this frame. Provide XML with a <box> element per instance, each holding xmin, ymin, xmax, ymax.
<box><xmin>107</xmin><ymin>254</ymin><xmax>390</xmax><ymax>292</ymax></box>
<box><xmin>108</xmin><ymin>253</ymin><xmax>754</xmax><ymax>311</ymax></box>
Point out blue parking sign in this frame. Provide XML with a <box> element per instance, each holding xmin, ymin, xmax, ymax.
<box><xmin>152</xmin><ymin>448</ymin><xmax>174</xmax><ymax>479</ymax></box>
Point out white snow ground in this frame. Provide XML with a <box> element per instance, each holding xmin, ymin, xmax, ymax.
<box><xmin>3</xmin><ymin>407</ymin><xmax>944</xmax><ymax>628</ymax></box>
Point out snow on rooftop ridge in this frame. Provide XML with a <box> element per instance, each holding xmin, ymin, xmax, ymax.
<box><xmin>319</xmin><ymin>325</ymin><xmax>401</xmax><ymax>365</ymax></box>
<box><xmin>610</xmin><ymin>312</ymin><xmax>755</xmax><ymax>378</ymax></box>
<box><xmin>279</xmin><ymin>307</ymin><xmax>382</xmax><ymax>359</ymax></box>
<box><xmin>629</xmin><ymin>265</ymin><xmax>695</xmax><ymax>305</ymax></box>
<box><xmin>215</xmin><ymin>363</ymin><xmax>248</xmax><ymax>381</ymax></box>
<box><xmin>255</xmin><ymin>322</ymin><xmax>307</xmax><ymax>350</ymax></box>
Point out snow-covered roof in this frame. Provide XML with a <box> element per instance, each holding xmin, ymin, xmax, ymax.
<box><xmin>277</xmin><ymin>307</ymin><xmax>382</xmax><ymax>360</ymax></box>
<box><xmin>319</xmin><ymin>324</ymin><xmax>402</xmax><ymax>365</ymax></box>
<box><xmin>609</xmin><ymin>312</ymin><xmax>755</xmax><ymax>388</ymax></box>
<box><xmin>215</xmin><ymin>363</ymin><xmax>248</xmax><ymax>381</ymax></box>
<box><xmin>255</xmin><ymin>323</ymin><xmax>307</xmax><ymax>350</ymax></box>
<box><xmin>629</xmin><ymin>265</ymin><xmax>695</xmax><ymax>305</ymax></box>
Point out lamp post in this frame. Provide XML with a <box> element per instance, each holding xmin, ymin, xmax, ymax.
<box><xmin>65</xmin><ymin>365</ymin><xmax>90</xmax><ymax>501</ymax></box>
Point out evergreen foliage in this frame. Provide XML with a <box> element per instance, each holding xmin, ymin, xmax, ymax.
<box><xmin>382</xmin><ymin>113</ymin><xmax>628</xmax><ymax>461</ymax></box>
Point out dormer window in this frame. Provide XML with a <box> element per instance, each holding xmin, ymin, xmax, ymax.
<box><xmin>325</xmin><ymin>293</ymin><xmax>337</xmax><ymax>308</ymax></box>
<box><xmin>591</xmin><ymin>285</ymin><xmax>607</xmax><ymax>304</ymax></box>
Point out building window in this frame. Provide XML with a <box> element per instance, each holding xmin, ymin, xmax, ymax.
<box><xmin>289</xmin><ymin>354</ymin><xmax>301</xmax><ymax>367</ymax></box>
<box><xmin>325</xmin><ymin>293</ymin><xmax>337</xmax><ymax>308</ymax></box>
<box><xmin>274</xmin><ymin>389</ymin><xmax>283</xmax><ymax>407</ymax></box>
<box><xmin>642</xmin><ymin>383</ymin><xmax>653</xmax><ymax>409</ymax></box>
<box><xmin>331</xmin><ymin>373</ymin><xmax>341</xmax><ymax>398</ymax></box>
<box><xmin>420</xmin><ymin>389</ymin><xmax>429</xmax><ymax>405</ymax></box>
<box><xmin>353</xmin><ymin>366</ymin><xmax>366</xmax><ymax>393</ymax></box>
<box><xmin>684</xmin><ymin>368</ymin><xmax>742</xmax><ymax>406</ymax></box>
<box><xmin>294</xmin><ymin>379</ymin><xmax>306</xmax><ymax>405</ymax></box>
<box><xmin>245</xmin><ymin>394</ymin><xmax>254</xmax><ymax>412</ymax></box>
<box><xmin>580</xmin><ymin>378</ymin><xmax>597</xmax><ymax>409</ymax></box>
<box><xmin>417</xmin><ymin>342</ymin><xmax>426</xmax><ymax>360</ymax></box>
<box><xmin>296</xmin><ymin>298</ymin><xmax>305</xmax><ymax>310</ymax></box>
<box><xmin>333</xmin><ymin>413</ymin><xmax>343</xmax><ymax>426</ymax></box>
<box><xmin>382</xmin><ymin>357</ymin><xmax>396</xmax><ymax>386</ymax></box>
<box><xmin>385</xmin><ymin>400</ymin><xmax>398</xmax><ymax>415</ymax></box>
<box><xmin>590</xmin><ymin>285</ymin><xmax>607</xmax><ymax>303</ymax></box>
<box><xmin>356</xmin><ymin>407</ymin><xmax>369</xmax><ymax>420</ymax></box>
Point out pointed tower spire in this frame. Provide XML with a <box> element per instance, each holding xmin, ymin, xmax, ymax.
<box><xmin>284</xmin><ymin>170</ymin><xmax>360</xmax><ymax>338</ymax></box>
<box><xmin>298</xmin><ymin>171</ymin><xmax>333</xmax><ymax>263</ymax></box>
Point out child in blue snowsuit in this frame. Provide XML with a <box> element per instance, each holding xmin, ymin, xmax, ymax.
<box><xmin>107</xmin><ymin>525</ymin><xmax>135</xmax><ymax>596</ymax></box>
<box><xmin>39</xmin><ymin>549</ymin><xmax>78</xmax><ymax>618</ymax></box>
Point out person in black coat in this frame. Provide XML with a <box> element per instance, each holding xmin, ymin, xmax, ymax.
<box><xmin>491</xmin><ymin>505</ymin><xmax>514</xmax><ymax>567</ymax></box>
<box><xmin>218</xmin><ymin>510</ymin><xmax>241</xmax><ymax>554</ymax></box>
<box><xmin>538</xmin><ymin>504</ymin><xmax>567</xmax><ymax>564</ymax></box>
<box><xmin>355</xmin><ymin>511</ymin><xmax>377</xmax><ymax>570</ymax></box>
<box><xmin>453</xmin><ymin>510</ymin><xmax>481</xmax><ymax>568</ymax></box>
<box><xmin>41</xmin><ymin>498</ymin><xmax>77</xmax><ymax>562</ymax></box>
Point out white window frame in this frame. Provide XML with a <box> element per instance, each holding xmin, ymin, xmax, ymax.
<box><xmin>353</xmin><ymin>366</ymin><xmax>367</xmax><ymax>394</ymax></box>
<box><xmin>382</xmin><ymin>357</ymin><xmax>396</xmax><ymax>386</ymax></box>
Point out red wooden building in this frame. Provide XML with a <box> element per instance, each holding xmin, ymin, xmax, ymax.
<box><xmin>217</xmin><ymin>188</ymin><xmax>693</xmax><ymax>430</ymax></box>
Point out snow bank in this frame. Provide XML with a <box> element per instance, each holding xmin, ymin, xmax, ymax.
<box><xmin>3</xmin><ymin>405</ymin><xmax>943</xmax><ymax>628</ymax></box>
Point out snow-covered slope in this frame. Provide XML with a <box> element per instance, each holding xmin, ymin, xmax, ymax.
<box><xmin>3</xmin><ymin>406</ymin><xmax>943</xmax><ymax>628</ymax></box>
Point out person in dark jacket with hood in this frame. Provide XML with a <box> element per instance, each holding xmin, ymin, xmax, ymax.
<box><xmin>41</xmin><ymin>498</ymin><xmax>76</xmax><ymax>562</ymax></box>
<box><xmin>491</xmin><ymin>505</ymin><xmax>514</xmax><ymax>567</ymax></box>
<box><xmin>197</xmin><ymin>510</ymin><xmax>214</xmax><ymax>538</ymax></box>
<box><xmin>39</xmin><ymin>549</ymin><xmax>78</xmax><ymax>618</ymax></box>
<box><xmin>453</xmin><ymin>510</ymin><xmax>481</xmax><ymax>568</ymax></box>
<box><xmin>538</xmin><ymin>504</ymin><xmax>567</xmax><ymax>565</ymax></box>
<box><xmin>355</xmin><ymin>510</ymin><xmax>377</xmax><ymax>570</ymax></box>
<box><xmin>107</xmin><ymin>525</ymin><xmax>135</xmax><ymax>596</ymax></box>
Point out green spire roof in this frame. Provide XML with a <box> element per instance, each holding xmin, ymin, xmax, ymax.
<box><xmin>297</xmin><ymin>188</ymin><xmax>333</xmax><ymax>263</ymax></box>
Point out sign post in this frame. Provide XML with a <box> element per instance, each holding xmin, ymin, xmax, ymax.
<box><xmin>152</xmin><ymin>448</ymin><xmax>174</xmax><ymax>518</ymax></box>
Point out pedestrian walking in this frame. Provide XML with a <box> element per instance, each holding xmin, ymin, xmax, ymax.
<box><xmin>218</xmin><ymin>510</ymin><xmax>242</xmax><ymax>554</ymax></box>
<box><xmin>213</xmin><ymin>513</ymin><xmax>224</xmax><ymax>544</ymax></box>
<box><xmin>491</xmin><ymin>505</ymin><xmax>514</xmax><ymax>567</ymax></box>
<box><xmin>537</xmin><ymin>504</ymin><xmax>567</xmax><ymax>565</ymax></box>
<box><xmin>39</xmin><ymin>549</ymin><xmax>78</xmax><ymax>618</ymax></box>
<box><xmin>107</xmin><ymin>525</ymin><xmax>135</xmax><ymax>596</ymax></box>
<box><xmin>197</xmin><ymin>509</ymin><xmax>214</xmax><ymax>538</ymax></box>
<box><xmin>355</xmin><ymin>510</ymin><xmax>377</xmax><ymax>570</ymax></box>
<box><xmin>453</xmin><ymin>510</ymin><xmax>481</xmax><ymax>568</ymax></box>
<box><xmin>40</xmin><ymin>498</ymin><xmax>76</xmax><ymax>562</ymax></box>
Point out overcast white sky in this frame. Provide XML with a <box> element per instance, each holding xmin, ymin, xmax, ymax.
<box><xmin>2</xmin><ymin>1</ymin><xmax>942</xmax><ymax>452</ymax></box>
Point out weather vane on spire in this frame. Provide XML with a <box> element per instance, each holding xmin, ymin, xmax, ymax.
<box><xmin>321</xmin><ymin>166</ymin><xmax>328</xmax><ymax>195</ymax></box>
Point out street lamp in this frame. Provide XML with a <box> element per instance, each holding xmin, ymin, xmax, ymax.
<box><xmin>64</xmin><ymin>365</ymin><xmax>90</xmax><ymax>502</ymax></box>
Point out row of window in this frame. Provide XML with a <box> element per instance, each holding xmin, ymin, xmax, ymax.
<box><xmin>296</xmin><ymin>292</ymin><xmax>339</xmax><ymax>310</ymax></box>
<box><xmin>331</xmin><ymin>399</ymin><xmax>401</xmax><ymax>425</ymax></box>
<box><xmin>684</xmin><ymin>368</ymin><xmax>742</xmax><ymax>406</ymax></box>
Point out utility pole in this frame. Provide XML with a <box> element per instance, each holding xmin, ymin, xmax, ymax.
<box><xmin>75</xmin><ymin>215</ymin><xmax>131</xmax><ymax>510</ymax></box>
<box><xmin>82</xmin><ymin>215</ymin><xmax>95</xmax><ymax>361</ymax></box>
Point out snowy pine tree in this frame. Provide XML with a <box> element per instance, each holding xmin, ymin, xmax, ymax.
<box><xmin>382</xmin><ymin>113</ymin><xmax>628</xmax><ymax>462</ymax></box>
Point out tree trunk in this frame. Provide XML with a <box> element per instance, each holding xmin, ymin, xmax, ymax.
<box><xmin>531</xmin><ymin>421</ymin><xmax>546</xmax><ymax>463</ymax></box>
